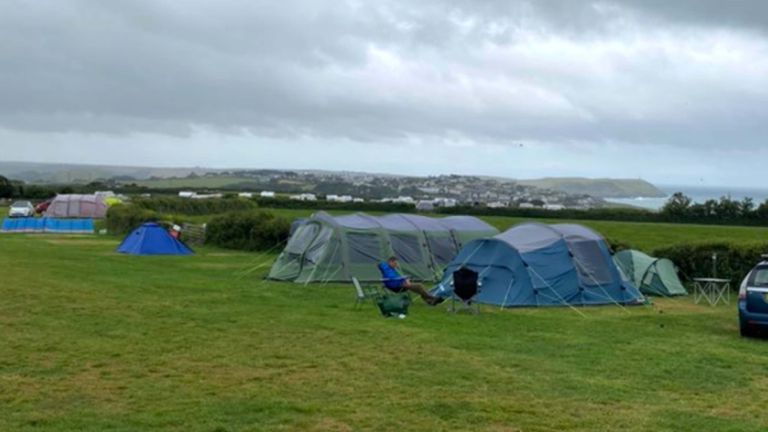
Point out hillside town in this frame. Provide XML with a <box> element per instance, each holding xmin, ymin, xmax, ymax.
<box><xmin>188</xmin><ymin>170</ymin><xmax>608</xmax><ymax>209</ymax></box>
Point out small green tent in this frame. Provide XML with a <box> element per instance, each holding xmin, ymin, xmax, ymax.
<box><xmin>613</xmin><ymin>250</ymin><xmax>687</xmax><ymax>296</ymax></box>
<box><xmin>268</xmin><ymin>212</ymin><xmax>499</xmax><ymax>283</ymax></box>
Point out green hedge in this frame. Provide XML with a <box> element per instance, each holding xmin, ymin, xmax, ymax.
<box><xmin>106</xmin><ymin>205</ymin><xmax>162</xmax><ymax>236</ymax></box>
<box><xmin>131</xmin><ymin>197</ymin><xmax>257</xmax><ymax>215</ymax></box>
<box><xmin>653</xmin><ymin>241</ymin><xmax>768</xmax><ymax>285</ymax></box>
<box><xmin>205</xmin><ymin>211</ymin><xmax>290</xmax><ymax>251</ymax></box>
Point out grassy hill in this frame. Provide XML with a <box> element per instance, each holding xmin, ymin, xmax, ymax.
<box><xmin>518</xmin><ymin>178</ymin><xmax>666</xmax><ymax>198</ymax></box>
<box><xmin>0</xmin><ymin>161</ymin><xmax>213</xmax><ymax>184</ymax></box>
<box><xmin>2</xmin><ymin>233</ymin><xmax>768</xmax><ymax>431</ymax></box>
<box><xmin>129</xmin><ymin>176</ymin><xmax>252</xmax><ymax>189</ymax></box>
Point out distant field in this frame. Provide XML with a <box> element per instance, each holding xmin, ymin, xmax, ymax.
<box><xmin>264</xmin><ymin>208</ymin><xmax>768</xmax><ymax>252</ymax></box>
<box><xmin>2</xmin><ymin>233</ymin><xmax>768</xmax><ymax>431</ymax></box>
<box><xmin>130</xmin><ymin>176</ymin><xmax>252</xmax><ymax>189</ymax></box>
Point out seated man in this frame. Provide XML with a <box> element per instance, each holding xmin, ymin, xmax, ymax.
<box><xmin>378</xmin><ymin>257</ymin><xmax>443</xmax><ymax>305</ymax></box>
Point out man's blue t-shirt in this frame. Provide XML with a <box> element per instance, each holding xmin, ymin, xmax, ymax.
<box><xmin>378</xmin><ymin>262</ymin><xmax>406</xmax><ymax>290</ymax></box>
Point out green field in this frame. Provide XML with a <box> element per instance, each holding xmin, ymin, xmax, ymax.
<box><xmin>130</xmin><ymin>177</ymin><xmax>254</xmax><ymax>189</ymax></box>
<box><xmin>265</xmin><ymin>208</ymin><xmax>768</xmax><ymax>252</ymax></box>
<box><xmin>3</xmin><ymin>230</ymin><xmax>768</xmax><ymax>431</ymax></box>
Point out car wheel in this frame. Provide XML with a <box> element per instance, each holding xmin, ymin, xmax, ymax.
<box><xmin>741</xmin><ymin>322</ymin><xmax>754</xmax><ymax>338</ymax></box>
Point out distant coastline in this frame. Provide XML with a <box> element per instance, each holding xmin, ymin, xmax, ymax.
<box><xmin>606</xmin><ymin>185</ymin><xmax>768</xmax><ymax>211</ymax></box>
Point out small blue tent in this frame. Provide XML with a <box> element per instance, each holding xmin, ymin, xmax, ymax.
<box><xmin>433</xmin><ymin>223</ymin><xmax>644</xmax><ymax>308</ymax></box>
<box><xmin>117</xmin><ymin>223</ymin><xmax>194</xmax><ymax>256</ymax></box>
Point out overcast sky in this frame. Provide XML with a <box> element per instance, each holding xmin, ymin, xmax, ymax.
<box><xmin>1</xmin><ymin>0</ymin><xmax>767</xmax><ymax>187</ymax></box>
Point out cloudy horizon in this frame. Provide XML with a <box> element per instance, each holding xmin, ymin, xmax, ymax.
<box><xmin>2</xmin><ymin>0</ymin><xmax>768</xmax><ymax>188</ymax></box>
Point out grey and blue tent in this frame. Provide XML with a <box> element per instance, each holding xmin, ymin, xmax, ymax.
<box><xmin>433</xmin><ymin>223</ymin><xmax>645</xmax><ymax>307</ymax></box>
<box><xmin>268</xmin><ymin>212</ymin><xmax>499</xmax><ymax>283</ymax></box>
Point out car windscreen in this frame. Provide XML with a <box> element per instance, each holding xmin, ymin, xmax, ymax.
<box><xmin>749</xmin><ymin>266</ymin><xmax>768</xmax><ymax>288</ymax></box>
<box><xmin>11</xmin><ymin>201</ymin><xmax>30</xmax><ymax>207</ymax></box>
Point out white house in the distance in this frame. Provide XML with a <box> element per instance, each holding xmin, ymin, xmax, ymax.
<box><xmin>260</xmin><ymin>191</ymin><xmax>276</xmax><ymax>198</ymax></box>
<box><xmin>327</xmin><ymin>195</ymin><xmax>354</xmax><ymax>203</ymax></box>
<box><xmin>487</xmin><ymin>201</ymin><xmax>507</xmax><ymax>209</ymax></box>
<box><xmin>416</xmin><ymin>200</ymin><xmax>435</xmax><ymax>212</ymax></box>
<box><xmin>178</xmin><ymin>191</ymin><xmax>196</xmax><ymax>198</ymax></box>
<box><xmin>433</xmin><ymin>197</ymin><xmax>457</xmax><ymax>208</ymax></box>
<box><xmin>238</xmin><ymin>192</ymin><xmax>254</xmax><ymax>198</ymax></box>
<box><xmin>191</xmin><ymin>193</ymin><xmax>223</xmax><ymax>200</ymax></box>
<box><xmin>290</xmin><ymin>193</ymin><xmax>318</xmax><ymax>201</ymax></box>
<box><xmin>544</xmin><ymin>204</ymin><xmax>566</xmax><ymax>211</ymax></box>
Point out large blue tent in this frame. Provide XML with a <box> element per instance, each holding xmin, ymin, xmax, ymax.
<box><xmin>433</xmin><ymin>223</ymin><xmax>644</xmax><ymax>308</ymax></box>
<box><xmin>117</xmin><ymin>223</ymin><xmax>194</xmax><ymax>256</ymax></box>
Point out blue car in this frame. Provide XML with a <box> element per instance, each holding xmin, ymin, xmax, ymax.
<box><xmin>738</xmin><ymin>260</ymin><xmax>768</xmax><ymax>337</ymax></box>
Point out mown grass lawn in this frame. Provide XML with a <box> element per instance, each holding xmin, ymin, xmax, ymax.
<box><xmin>2</xmin><ymin>233</ymin><xmax>768</xmax><ymax>431</ymax></box>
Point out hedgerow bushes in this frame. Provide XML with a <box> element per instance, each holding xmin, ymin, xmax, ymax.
<box><xmin>107</xmin><ymin>199</ymin><xmax>290</xmax><ymax>251</ymax></box>
<box><xmin>106</xmin><ymin>205</ymin><xmax>165</xmax><ymax>235</ymax></box>
<box><xmin>653</xmin><ymin>241</ymin><xmax>768</xmax><ymax>284</ymax></box>
<box><xmin>205</xmin><ymin>211</ymin><xmax>290</xmax><ymax>251</ymax></box>
<box><xmin>132</xmin><ymin>196</ymin><xmax>257</xmax><ymax>215</ymax></box>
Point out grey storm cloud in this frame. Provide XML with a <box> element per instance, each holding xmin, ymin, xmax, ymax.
<box><xmin>2</xmin><ymin>0</ymin><xmax>768</xmax><ymax>149</ymax></box>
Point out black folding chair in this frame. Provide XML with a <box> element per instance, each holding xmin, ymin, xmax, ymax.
<box><xmin>450</xmin><ymin>267</ymin><xmax>480</xmax><ymax>314</ymax></box>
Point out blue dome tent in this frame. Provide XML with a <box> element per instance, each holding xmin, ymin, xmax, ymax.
<box><xmin>117</xmin><ymin>223</ymin><xmax>194</xmax><ymax>256</ymax></box>
<box><xmin>433</xmin><ymin>223</ymin><xmax>644</xmax><ymax>308</ymax></box>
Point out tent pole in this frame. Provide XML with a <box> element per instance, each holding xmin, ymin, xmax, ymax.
<box><xmin>500</xmin><ymin>276</ymin><xmax>514</xmax><ymax>310</ymax></box>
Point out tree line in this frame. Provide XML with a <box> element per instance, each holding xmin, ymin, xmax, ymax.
<box><xmin>440</xmin><ymin>193</ymin><xmax>768</xmax><ymax>227</ymax></box>
<box><xmin>660</xmin><ymin>192</ymin><xmax>768</xmax><ymax>224</ymax></box>
<box><xmin>0</xmin><ymin>175</ymin><xmax>86</xmax><ymax>199</ymax></box>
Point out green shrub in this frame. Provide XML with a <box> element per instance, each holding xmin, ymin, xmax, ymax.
<box><xmin>653</xmin><ymin>241</ymin><xmax>768</xmax><ymax>285</ymax></box>
<box><xmin>606</xmin><ymin>237</ymin><xmax>633</xmax><ymax>253</ymax></box>
<box><xmin>206</xmin><ymin>211</ymin><xmax>290</xmax><ymax>251</ymax></box>
<box><xmin>131</xmin><ymin>197</ymin><xmax>257</xmax><ymax>215</ymax></box>
<box><xmin>106</xmin><ymin>205</ymin><xmax>162</xmax><ymax>236</ymax></box>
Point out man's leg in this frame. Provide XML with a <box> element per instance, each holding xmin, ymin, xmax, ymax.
<box><xmin>404</xmin><ymin>281</ymin><xmax>440</xmax><ymax>304</ymax></box>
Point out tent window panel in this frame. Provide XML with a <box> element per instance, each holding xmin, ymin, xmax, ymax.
<box><xmin>304</xmin><ymin>227</ymin><xmax>334</xmax><ymax>264</ymax></box>
<box><xmin>325</xmin><ymin>239</ymin><xmax>343</xmax><ymax>266</ymax></box>
<box><xmin>346</xmin><ymin>233</ymin><xmax>383</xmax><ymax>264</ymax></box>
<box><xmin>81</xmin><ymin>202</ymin><xmax>95</xmax><ymax>217</ymax></box>
<box><xmin>285</xmin><ymin>224</ymin><xmax>320</xmax><ymax>254</ymax></box>
<box><xmin>68</xmin><ymin>200</ymin><xmax>80</xmax><ymax>216</ymax></box>
<box><xmin>569</xmin><ymin>242</ymin><xmax>613</xmax><ymax>284</ymax></box>
<box><xmin>391</xmin><ymin>234</ymin><xmax>423</xmax><ymax>264</ymax></box>
<box><xmin>50</xmin><ymin>202</ymin><xmax>65</xmax><ymax>216</ymax></box>
<box><xmin>428</xmin><ymin>236</ymin><xmax>458</xmax><ymax>266</ymax></box>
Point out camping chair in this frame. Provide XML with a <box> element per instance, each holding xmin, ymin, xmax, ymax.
<box><xmin>353</xmin><ymin>277</ymin><xmax>411</xmax><ymax>317</ymax></box>
<box><xmin>376</xmin><ymin>262</ymin><xmax>414</xmax><ymax>301</ymax></box>
<box><xmin>352</xmin><ymin>277</ymin><xmax>384</xmax><ymax>308</ymax></box>
<box><xmin>449</xmin><ymin>267</ymin><xmax>481</xmax><ymax>314</ymax></box>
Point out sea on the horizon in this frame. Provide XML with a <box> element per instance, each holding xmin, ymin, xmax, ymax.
<box><xmin>606</xmin><ymin>185</ymin><xmax>768</xmax><ymax>211</ymax></box>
